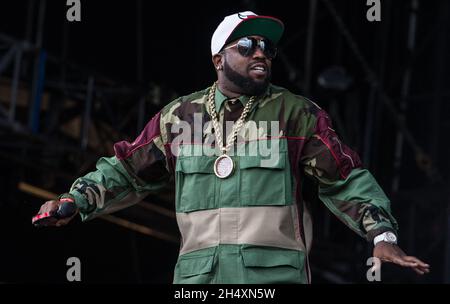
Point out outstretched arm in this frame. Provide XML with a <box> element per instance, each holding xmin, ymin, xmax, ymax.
<box><xmin>35</xmin><ymin>112</ymin><xmax>171</xmax><ymax>225</ymax></box>
<box><xmin>301</xmin><ymin>108</ymin><xmax>430</xmax><ymax>275</ymax></box>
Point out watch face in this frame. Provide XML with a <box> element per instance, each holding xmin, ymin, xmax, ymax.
<box><xmin>386</xmin><ymin>232</ymin><xmax>397</xmax><ymax>243</ymax></box>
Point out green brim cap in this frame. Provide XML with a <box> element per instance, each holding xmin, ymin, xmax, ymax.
<box><xmin>226</xmin><ymin>16</ymin><xmax>284</xmax><ymax>45</ymax></box>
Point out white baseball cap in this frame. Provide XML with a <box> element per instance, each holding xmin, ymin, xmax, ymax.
<box><xmin>211</xmin><ymin>11</ymin><xmax>284</xmax><ymax>56</ymax></box>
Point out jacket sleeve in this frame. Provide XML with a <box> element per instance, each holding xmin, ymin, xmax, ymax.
<box><xmin>300</xmin><ymin>109</ymin><xmax>399</xmax><ymax>242</ymax></box>
<box><xmin>63</xmin><ymin>111</ymin><xmax>171</xmax><ymax>221</ymax></box>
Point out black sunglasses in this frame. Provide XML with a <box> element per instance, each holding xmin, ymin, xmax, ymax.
<box><xmin>223</xmin><ymin>37</ymin><xmax>277</xmax><ymax>59</ymax></box>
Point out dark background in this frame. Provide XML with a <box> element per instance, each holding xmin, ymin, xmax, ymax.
<box><xmin>0</xmin><ymin>0</ymin><xmax>449</xmax><ymax>284</ymax></box>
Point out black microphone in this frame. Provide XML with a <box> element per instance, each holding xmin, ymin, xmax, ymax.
<box><xmin>32</xmin><ymin>200</ymin><xmax>77</xmax><ymax>227</ymax></box>
<box><xmin>55</xmin><ymin>202</ymin><xmax>78</xmax><ymax>219</ymax></box>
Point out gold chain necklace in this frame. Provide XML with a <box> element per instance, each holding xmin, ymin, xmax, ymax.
<box><xmin>207</xmin><ymin>82</ymin><xmax>256</xmax><ymax>178</ymax></box>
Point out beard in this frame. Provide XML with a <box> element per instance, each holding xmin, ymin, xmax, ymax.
<box><xmin>223</xmin><ymin>60</ymin><xmax>270</xmax><ymax>96</ymax></box>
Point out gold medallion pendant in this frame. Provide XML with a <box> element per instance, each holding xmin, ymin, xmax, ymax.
<box><xmin>207</xmin><ymin>82</ymin><xmax>256</xmax><ymax>179</ymax></box>
<box><xmin>214</xmin><ymin>154</ymin><xmax>234</xmax><ymax>178</ymax></box>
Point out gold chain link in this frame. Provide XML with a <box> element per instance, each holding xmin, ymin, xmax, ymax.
<box><xmin>207</xmin><ymin>82</ymin><xmax>256</xmax><ymax>154</ymax></box>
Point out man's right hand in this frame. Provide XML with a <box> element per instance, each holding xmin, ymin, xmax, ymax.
<box><xmin>34</xmin><ymin>198</ymin><xmax>79</xmax><ymax>227</ymax></box>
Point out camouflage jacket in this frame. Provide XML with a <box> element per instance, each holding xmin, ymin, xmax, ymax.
<box><xmin>62</xmin><ymin>83</ymin><xmax>399</xmax><ymax>283</ymax></box>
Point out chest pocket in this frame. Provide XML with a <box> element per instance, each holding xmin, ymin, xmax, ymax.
<box><xmin>175</xmin><ymin>155</ymin><xmax>217</xmax><ymax>213</ymax></box>
<box><xmin>239</xmin><ymin>149</ymin><xmax>293</xmax><ymax>206</ymax></box>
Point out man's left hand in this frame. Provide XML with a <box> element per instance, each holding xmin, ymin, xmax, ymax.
<box><xmin>373</xmin><ymin>242</ymin><xmax>430</xmax><ymax>275</ymax></box>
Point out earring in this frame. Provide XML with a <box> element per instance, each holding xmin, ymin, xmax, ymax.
<box><xmin>216</xmin><ymin>65</ymin><xmax>222</xmax><ymax>71</ymax></box>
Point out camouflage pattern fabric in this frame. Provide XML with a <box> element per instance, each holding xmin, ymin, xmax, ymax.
<box><xmin>61</xmin><ymin>84</ymin><xmax>399</xmax><ymax>283</ymax></box>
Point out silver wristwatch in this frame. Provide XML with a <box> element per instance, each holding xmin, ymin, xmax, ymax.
<box><xmin>373</xmin><ymin>231</ymin><xmax>397</xmax><ymax>246</ymax></box>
